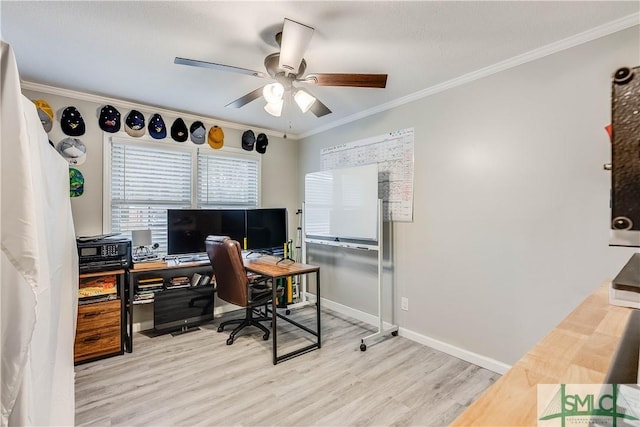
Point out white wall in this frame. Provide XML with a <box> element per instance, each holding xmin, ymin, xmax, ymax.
<box><xmin>299</xmin><ymin>26</ymin><xmax>639</xmax><ymax>366</ymax></box>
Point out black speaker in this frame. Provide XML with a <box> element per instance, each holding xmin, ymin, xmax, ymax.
<box><xmin>610</xmin><ymin>66</ymin><xmax>640</xmax><ymax>246</ymax></box>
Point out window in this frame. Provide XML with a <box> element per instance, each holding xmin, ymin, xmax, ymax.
<box><xmin>106</xmin><ymin>136</ymin><xmax>260</xmax><ymax>255</ymax></box>
<box><xmin>198</xmin><ymin>152</ymin><xmax>259</xmax><ymax>208</ymax></box>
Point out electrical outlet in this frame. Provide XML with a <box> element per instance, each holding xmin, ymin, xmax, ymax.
<box><xmin>401</xmin><ymin>297</ymin><xmax>409</xmax><ymax>311</ymax></box>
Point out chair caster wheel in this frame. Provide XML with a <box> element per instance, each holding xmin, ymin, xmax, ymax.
<box><xmin>285</xmin><ymin>309</ymin><xmax>291</xmax><ymax>315</ymax></box>
<box><xmin>263</xmin><ymin>333</ymin><xmax>269</xmax><ymax>341</ymax></box>
<box><xmin>360</xmin><ymin>343</ymin><xmax>366</xmax><ymax>351</ymax></box>
<box><xmin>392</xmin><ymin>331</ymin><xmax>398</xmax><ymax>336</ymax></box>
<box><xmin>217</xmin><ymin>326</ymin><xmax>224</xmax><ymax>332</ymax></box>
<box><xmin>226</xmin><ymin>338</ymin><xmax>234</xmax><ymax>345</ymax></box>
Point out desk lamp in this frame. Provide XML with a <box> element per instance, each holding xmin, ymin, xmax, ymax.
<box><xmin>131</xmin><ymin>229</ymin><xmax>158</xmax><ymax>261</ymax></box>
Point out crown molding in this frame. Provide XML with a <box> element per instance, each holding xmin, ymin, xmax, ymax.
<box><xmin>20</xmin><ymin>80</ymin><xmax>299</xmax><ymax>140</ymax></box>
<box><xmin>298</xmin><ymin>13</ymin><xmax>639</xmax><ymax>139</ymax></box>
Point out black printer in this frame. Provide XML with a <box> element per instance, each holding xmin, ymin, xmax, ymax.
<box><xmin>77</xmin><ymin>234</ymin><xmax>131</xmax><ymax>273</ymax></box>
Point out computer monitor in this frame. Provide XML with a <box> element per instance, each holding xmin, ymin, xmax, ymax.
<box><xmin>167</xmin><ymin>209</ymin><xmax>246</xmax><ymax>256</ymax></box>
<box><xmin>245</xmin><ymin>208</ymin><xmax>287</xmax><ymax>254</ymax></box>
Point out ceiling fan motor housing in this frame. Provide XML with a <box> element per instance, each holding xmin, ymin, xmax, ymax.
<box><xmin>264</xmin><ymin>52</ymin><xmax>306</xmax><ymax>84</ymax></box>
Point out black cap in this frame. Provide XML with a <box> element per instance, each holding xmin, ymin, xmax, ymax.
<box><xmin>148</xmin><ymin>113</ymin><xmax>167</xmax><ymax>139</ymax></box>
<box><xmin>98</xmin><ymin>105</ymin><xmax>121</xmax><ymax>133</ymax></box>
<box><xmin>256</xmin><ymin>133</ymin><xmax>268</xmax><ymax>154</ymax></box>
<box><xmin>242</xmin><ymin>130</ymin><xmax>255</xmax><ymax>151</ymax></box>
<box><xmin>61</xmin><ymin>106</ymin><xmax>86</xmax><ymax>136</ymax></box>
<box><xmin>125</xmin><ymin>110</ymin><xmax>146</xmax><ymax>137</ymax></box>
<box><xmin>171</xmin><ymin>118</ymin><xmax>188</xmax><ymax>142</ymax></box>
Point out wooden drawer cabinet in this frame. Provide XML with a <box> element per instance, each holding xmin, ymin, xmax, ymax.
<box><xmin>77</xmin><ymin>298</ymin><xmax>121</xmax><ymax>326</ymax></box>
<box><xmin>75</xmin><ymin>270</ymin><xmax>125</xmax><ymax>364</ymax></box>
<box><xmin>75</xmin><ymin>299</ymin><xmax>122</xmax><ymax>363</ymax></box>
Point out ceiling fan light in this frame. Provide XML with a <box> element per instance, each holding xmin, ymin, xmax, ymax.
<box><xmin>294</xmin><ymin>89</ymin><xmax>316</xmax><ymax>113</ymax></box>
<box><xmin>263</xmin><ymin>82</ymin><xmax>284</xmax><ymax>103</ymax></box>
<box><xmin>264</xmin><ymin>99</ymin><xmax>283</xmax><ymax>117</ymax></box>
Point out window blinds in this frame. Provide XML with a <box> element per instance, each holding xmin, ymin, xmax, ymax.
<box><xmin>109</xmin><ymin>139</ymin><xmax>260</xmax><ymax>255</ymax></box>
<box><xmin>110</xmin><ymin>142</ymin><xmax>192</xmax><ymax>253</ymax></box>
<box><xmin>197</xmin><ymin>152</ymin><xmax>259</xmax><ymax>208</ymax></box>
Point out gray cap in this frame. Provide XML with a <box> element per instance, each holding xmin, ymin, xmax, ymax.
<box><xmin>56</xmin><ymin>137</ymin><xmax>87</xmax><ymax>165</ymax></box>
<box><xmin>33</xmin><ymin>99</ymin><xmax>53</xmax><ymax>133</ymax></box>
<box><xmin>190</xmin><ymin>121</ymin><xmax>206</xmax><ymax>145</ymax></box>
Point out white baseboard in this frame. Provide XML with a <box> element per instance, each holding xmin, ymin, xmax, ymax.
<box><xmin>399</xmin><ymin>327</ymin><xmax>511</xmax><ymax>375</ymax></box>
<box><xmin>319</xmin><ymin>296</ymin><xmax>511</xmax><ymax>375</ymax></box>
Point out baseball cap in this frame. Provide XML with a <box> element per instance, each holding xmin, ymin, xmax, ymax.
<box><xmin>207</xmin><ymin>126</ymin><xmax>224</xmax><ymax>149</ymax></box>
<box><xmin>60</xmin><ymin>106</ymin><xmax>85</xmax><ymax>136</ymax></box>
<box><xmin>256</xmin><ymin>133</ymin><xmax>268</xmax><ymax>154</ymax></box>
<box><xmin>69</xmin><ymin>168</ymin><xmax>84</xmax><ymax>197</ymax></box>
<box><xmin>98</xmin><ymin>105</ymin><xmax>121</xmax><ymax>133</ymax></box>
<box><xmin>242</xmin><ymin>130</ymin><xmax>255</xmax><ymax>151</ymax></box>
<box><xmin>125</xmin><ymin>110</ymin><xmax>146</xmax><ymax>137</ymax></box>
<box><xmin>190</xmin><ymin>121</ymin><xmax>206</xmax><ymax>145</ymax></box>
<box><xmin>171</xmin><ymin>118</ymin><xmax>188</xmax><ymax>142</ymax></box>
<box><xmin>33</xmin><ymin>99</ymin><xmax>53</xmax><ymax>132</ymax></box>
<box><xmin>56</xmin><ymin>137</ymin><xmax>87</xmax><ymax>165</ymax></box>
<box><xmin>148</xmin><ymin>113</ymin><xmax>167</xmax><ymax>139</ymax></box>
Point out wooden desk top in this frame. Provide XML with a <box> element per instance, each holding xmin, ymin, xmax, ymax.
<box><xmin>243</xmin><ymin>255</ymin><xmax>319</xmax><ymax>278</ymax></box>
<box><xmin>451</xmin><ymin>282</ymin><xmax>634</xmax><ymax>426</ymax></box>
<box><xmin>129</xmin><ymin>256</ymin><xmax>318</xmax><ymax>279</ymax></box>
<box><xmin>79</xmin><ymin>269</ymin><xmax>125</xmax><ymax>278</ymax></box>
<box><xmin>130</xmin><ymin>260</ymin><xmax>211</xmax><ymax>272</ymax></box>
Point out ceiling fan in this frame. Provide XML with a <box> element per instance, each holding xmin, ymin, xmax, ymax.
<box><xmin>174</xmin><ymin>18</ymin><xmax>387</xmax><ymax>118</ymax></box>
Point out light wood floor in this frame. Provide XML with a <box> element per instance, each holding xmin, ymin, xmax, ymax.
<box><xmin>75</xmin><ymin>306</ymin><xmax>500</xmax><ymax>426</ymax></box>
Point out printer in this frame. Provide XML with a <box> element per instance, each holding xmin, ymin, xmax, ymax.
<box><xmin>77</xmin><ymin>234</ymin><xmax>131</xmax><ymax>273</ymax></box>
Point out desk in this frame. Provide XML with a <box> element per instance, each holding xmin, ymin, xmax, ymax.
<box><xmin>243</xmin><ymin>255</ymin><xmax>321</xmax><ymax>364</ymax></box>
<box><xmin>451</xmin><ymin>282</ymin><xmax>635</xmax><ymax>426</ymax></box>
<box><xmin>126</xmin><ymin>260</ymin><xmax>213</xmax><ymax>351</ymax></box>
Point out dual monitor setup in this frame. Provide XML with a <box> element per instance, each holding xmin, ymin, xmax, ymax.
<box><xmin>167</xmin><ymin>208</ymin><xmax>288</xmax><ymax>260</ymax></box>
<box><xmin>153</xmin><ymin>207</ymin><xmax>288</xmax><ymax>334</ymax></box>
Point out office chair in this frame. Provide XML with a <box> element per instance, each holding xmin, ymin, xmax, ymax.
<box><xmin>205</xmin><ymin>235</ymin><xmax>273</xmax><ymax>345</ymax></box>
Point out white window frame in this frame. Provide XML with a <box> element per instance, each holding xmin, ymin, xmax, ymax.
<box><xmin>103</xmin><ymin>133</ymin><xmax>261</xmax><ymax>236</ymax></box>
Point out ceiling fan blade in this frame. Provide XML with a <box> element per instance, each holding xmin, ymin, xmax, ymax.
<box><xmin>225</xmin><ymin>87</ymin><xmax>264</xmax><ymax>108</ymax></box>
<box><xmin>174</xmin><ymin>57</ymin><xmax>267</xmax><ymax>78</ymax></box>
<box><xmin>309</xmin><ymin>97</ymin><xmax>332</xmax><ymax>118</ymax></box>
<box><xmin>303</xmin><ymin>73</ymin><xmax>387</xmax><ymax>88</ymax></box>
<box><xmin>278</xmin><ymin>18</ymin><xmax>314</xmax><ymax>75</ymax></box>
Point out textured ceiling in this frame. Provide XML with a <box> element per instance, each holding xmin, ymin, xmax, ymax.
<box><xmin>2</xmin><ymin>1</ymin><xmax>638</xmax><ymax>138</ymax></box>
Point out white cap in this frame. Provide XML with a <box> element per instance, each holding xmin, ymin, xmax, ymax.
<box><xmin>56</xmin><ymin>137</ymin><xmax>87</xmax><ymax>165</ymax></box>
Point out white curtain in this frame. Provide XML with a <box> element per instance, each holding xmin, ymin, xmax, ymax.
<box><xmin>1</xmin><ymin>40</ymin><xmax>78</xmax><ymax>426</ymax></box>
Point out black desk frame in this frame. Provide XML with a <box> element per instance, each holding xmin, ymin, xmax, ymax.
<box><xmin>125</xmin><ymin>262</ymin><xmax>213</xmax><ymax>352</ymax></box>
<box><xmin>244</xmin><ymin>258</ymin><xmax>321</xmax><ymax>364</ymax></box>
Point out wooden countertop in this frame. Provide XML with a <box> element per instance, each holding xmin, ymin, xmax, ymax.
<box><xmin>451</xmin><ymin>282</ymin><xmax>635</xmax><ymax>426</ymax></box>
